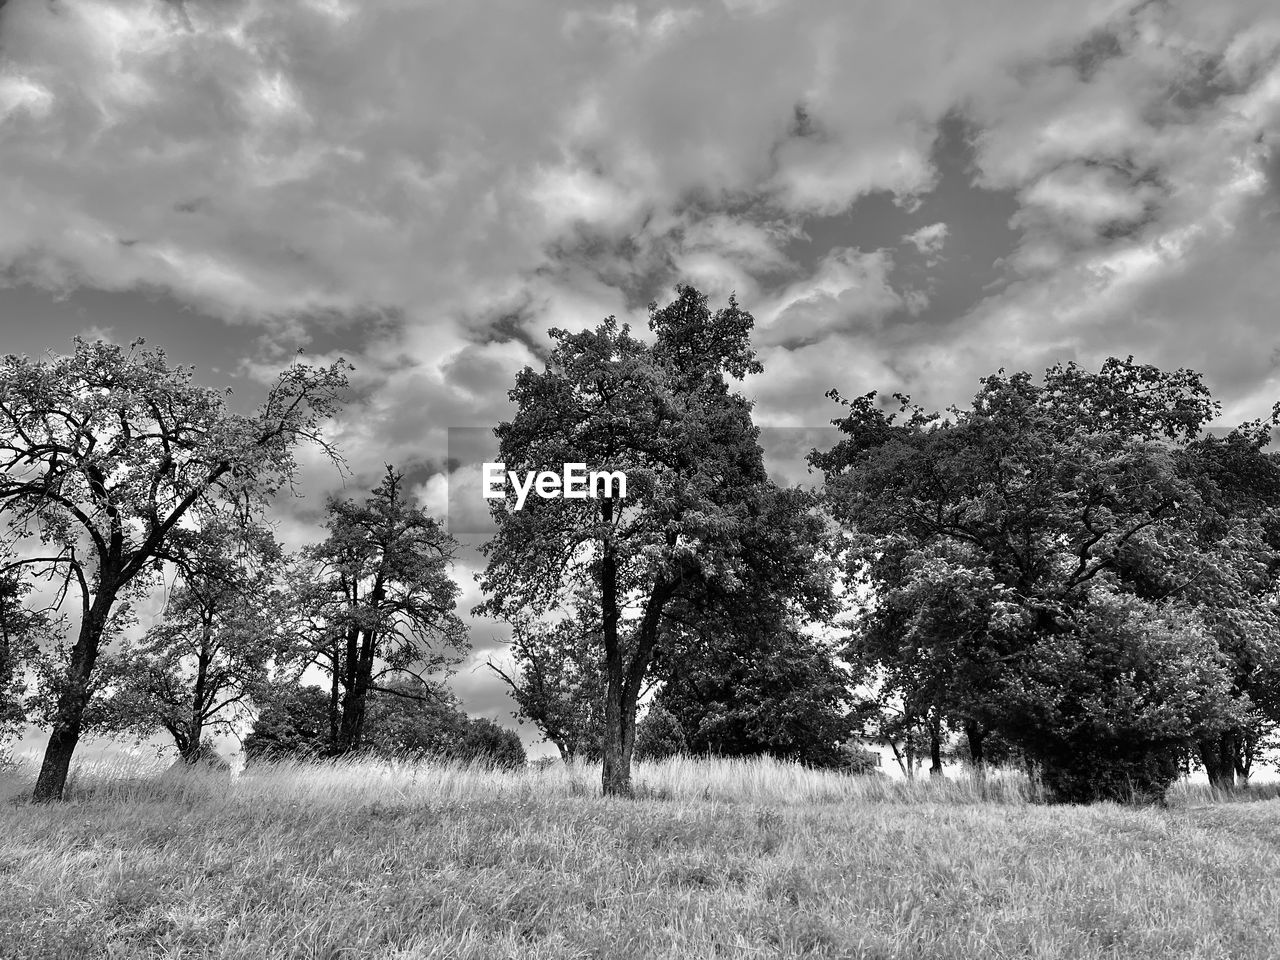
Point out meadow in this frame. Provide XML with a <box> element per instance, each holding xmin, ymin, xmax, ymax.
<box><xmin>3</xmin><ymin>754</ymin><xmax>1280</xmax><ymax>960</ymax></box>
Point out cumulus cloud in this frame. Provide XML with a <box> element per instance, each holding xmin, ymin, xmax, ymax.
<box><xmin>902</xmin><ymin>222</ymin><xmax>949</xmax><ymax>262</ymax></box>
<box><xmin>5</xmin><ymin>0</ymin><xmax>1280</xmax><ymax>724</ymax></box>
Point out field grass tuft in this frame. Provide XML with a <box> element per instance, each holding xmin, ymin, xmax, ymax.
<box><xmin>3</xmin><ymin>753</ymin><xmax>1280</xmax><ymax>959</ymax></box>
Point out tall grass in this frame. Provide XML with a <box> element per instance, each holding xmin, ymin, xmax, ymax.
<box><xmin>3</xmin><ymin>750</ymin><xmax>1039</xmax><ymax>807</ymax></box>
<box><xmin>5</xmin><ymin>751</ymin><xmax>1280</xmax><ymax>958</ymax></box>
<box><xmin>6</xmin><ymin>749</ymin><xmax>1278</xmax><ymax>809</ymax></box>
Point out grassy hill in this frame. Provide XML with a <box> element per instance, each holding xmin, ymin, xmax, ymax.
<box><xmin>2</xmin><ymin>755</ymin><xmax>1279</xmax><ymax>959</ymax></box>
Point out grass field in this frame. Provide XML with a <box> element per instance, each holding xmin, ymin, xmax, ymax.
<box><xmin>3</xmin><ymin>754</ymin><xmax>1280</xmax><ymax>960</ymax></box>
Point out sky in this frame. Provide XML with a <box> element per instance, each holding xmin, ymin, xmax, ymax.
<box><xmin>3</xmin><ymin>0</ymin><xmax>1280</xmax><ymax>759</ymax></box>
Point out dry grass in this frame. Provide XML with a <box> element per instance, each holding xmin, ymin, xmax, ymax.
<box><xmin>3</xmin><ymin>753</ymin><xmax>1280</xmax><ymax>959</ymax></box>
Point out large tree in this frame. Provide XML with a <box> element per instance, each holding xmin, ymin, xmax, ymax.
<box><xmin>298</xmin><ymin>466</ymin><xmax>467</xmax><ymax>756</ymax></box>
<box><xmin>477</xmin><ymin>286</ymin><xmax>828</xmax><ymax>795</ymax></box>
<box><xmin>0</xmin><ymin>338</ymin><xmax>348</xmax><ymax>800</ymax></box>
<box><xmin>811</xmin><ymin>358</ymin><xmax>1251</xmax><ymax>802</ymax></box>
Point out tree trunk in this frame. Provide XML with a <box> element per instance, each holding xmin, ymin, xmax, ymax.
<box><xmin>964</xmin><ymin>720</ymin><xmax>985</xmax><ymax>766</ymax></box>
<box><xmin>182</xmin><ymin>628</ymin><xmax>212</xmax><ymax>764</ymax></box>
<box><xmin>964</xmin><ymin>719</ymin><xmax>986</xmax><ymax>782</ymax></box>
<box><xmin>888</xmin><ymin>739</ymin><xmax>908</xmax><ymax>778</ymax></box>
<box><xmin>1199</xmin><ymin>735</ymin><xmax>1236</xmax><ymax>790</ymax></box>
<box><xmin>1234</xmin><ymin>733</ymin><xmax>1253</xmax><ymax>785</ymax></box>
<box><xmin>929</xmin><ymin>720</ymin><xmax>943</xmax><ymax>778</ymax></box>
<box><xmin>32</xmin><ymin>596</ymin><xmax>111</xmax><ymax>802</ymax></box>
<box><xmin>327</xmin><ymin>639</ymin><xmax>342</xmax><ymax>751</ymax></box>
<box><xmin>599</xmin><ymin>498</ymin><xmax>629</xmax><ymax>796</ymax></box>
<box><xmin>335</xmin><ymin>640</ymin><xmax>376</xmax><ymax>755</ymax></box>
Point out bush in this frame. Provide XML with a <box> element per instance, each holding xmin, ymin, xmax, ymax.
<box><xmin>833</xmin><ymin>742</ymin><xmax>882</xmax><ymax>775</ymax></box>
<box><xmin>452</xmin><ymin>717</ymin><xmax>527</xmax><ymax>769</ymax></box>
<box><xmin>245</xmin><ymin>682</ymin><xmax>528</xmax><ymax>769</ymax></box>
<box><xmin>1000</xmin><ymin>592</ymin><xmax>1239</xmax><ymax>804</ymax></box>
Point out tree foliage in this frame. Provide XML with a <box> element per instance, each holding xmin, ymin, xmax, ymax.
<box><xmin>0</xmin><ymin>568</ymin><xmax>56</xmax><ymax>744</ymax></box>
<box><xmin>633</xmin><ymin>703</ymin><xmax>687</xmax><ymax>761</ymax></box>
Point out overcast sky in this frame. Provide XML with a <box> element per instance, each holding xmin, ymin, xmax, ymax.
<box><xmin>3</xmin><ymin>0</ymin><xmax>1280</xmax><ymax>755</ymax></box>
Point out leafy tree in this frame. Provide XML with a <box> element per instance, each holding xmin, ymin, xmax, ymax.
<box><xmin>242</xmin><ymin>683</ymin><xmax>330</xmax><ymax>761</ymax></box>
<box><xmin>655</xmin><ymin>616</ymin><xmax>853</xmax><ymax>767</ymax></box>
<box><xmin>359</xmin><ymin>677</ymin><xmax>471</xmax><ymax>759</ymax></box>
<box><xmin>0</xmin><ymin>338</ymin><xmax>348</xmax><ymax>801</ymax></box>
<box><xmin>845</xmin><ymin>538</ymin><xmax>1023</xmax><ymax>771</ymax></box>
<box><xmin>1160</xmin><ymin>424</ymin><xmax>1280</xmax><ymax>787</ymax></box>
<box><xmin>649</xmin><ymin>483</ymin><xmax>844</xmax><ymax>765</ymax></box>
<box><xmin>92</xmin><ymin>521</ymin><xmax>298</xmax><ymax>763</ymax></box>
<box><xmin>812</xmin><ymin>358</ymin><xmax>1247</xmax><ymax>802</ymax></box>
<box><xmin>633</xmin><ymin>702</ymin><xmax>687</xmax><ymax>761</ymax></box>
<box><xmin>833</xmin><ymin>742</ymin><xmax>882</xmax><ymax>775</ymax></box>
<box><xmin>477</xmin><ymin>286</ymin><xmax>822</xmax><ymax>795</ymax></box>
<box><xmin>296</xmin><ymin>467</ymin><xmax>467</xmax><ymax>755</ymax></box>
<box><xmin>1000</xmin><ymin>589</ymin><xmax>1237</xmax><ymax>803</ymax></box>
<box><xmin>489</xmin><ymin>609</ymin><xmax>607</xmax><ymax>762</ymax></box>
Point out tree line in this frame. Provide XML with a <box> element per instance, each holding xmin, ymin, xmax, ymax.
<box><xmin>3</xmin><ymin>289</ymin><xmax>1279</xmax><ymax>804</ymax></box>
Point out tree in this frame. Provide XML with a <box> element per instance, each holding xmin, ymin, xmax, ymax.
<box><xmin>844</xmin><ymin>538</ymin><xmax>1023</xmax><ymax>772</ymax></box>
<box><xmin>1162</xmin><ymin>424</ymin><xmax>1280</xmax><ymax>787</ymax></box>
<box><xmin>633</xmin><ymin>703</ymin><xmax>687</xmax><ymax>761</ymax></box>
<box><xmin>654</xmin><ymin>616</ymin><xmax>853</xmax><ymax>767</ymax></box>
<box><xmin>92</xmin><ymin>521</ymin><xmax>298</xmax><ymax>763</ymax></box>
<box><xmin>1000</xmin><ymin>589</ymin><xmax>1237</xmax><ymax>803</ymax></box>
<box><xmin>489</xmin><ymin>609</ymin><xmax>607</xmax><ymax>762</ymax></box>
<box><xmin>452</xmin><ymin>717</ymin><xmax>527</xmax><ymax>769</ymax></box>
<box><xmin>477</xmin><ymin>286</ymin><xmax>822</xmax><ymax>796</ymax></box>
<box><xmin>242</xmin><ymin>683</ymin><xmax>329</xmax><ymax>761</ymax></box>
<box><xmin>0</xmin><ymin>338</ymin><xmax>349</xmax><ymax>801</ymax></box>
<box><xmin>298</xmin><ymin>466</ymin><xmax>467</xmax><ymax>756</ymax></box>
<box><xmin>649</xmin><ymin>482</ymin><xmax>845</xmax><ymax>765</ymax></box>
<box><xmin>811</xmin><ymin>358</ymin><xmax>1248</xmax><ymax>802</ymax></box>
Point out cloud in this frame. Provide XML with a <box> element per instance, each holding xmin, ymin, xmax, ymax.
<box><xmin>902</xmin><ymin>222</ymin><xmax>949</xmax><ymax>263</ymax></box>
<box><xmin>5</xmin><ymin>0</ymin><xmax>1280</xmax><ymax>722</ymax></box>
<box><xmin>755</xmin><ymin>247</ymin><xmax>902</xmax><ymax>349</ymax></box>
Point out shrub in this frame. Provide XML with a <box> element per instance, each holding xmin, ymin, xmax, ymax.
<box><xmin>1000</xmin><ymin>592</ymin><xmax>1239</xmax><ymax>804</ymax></box>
